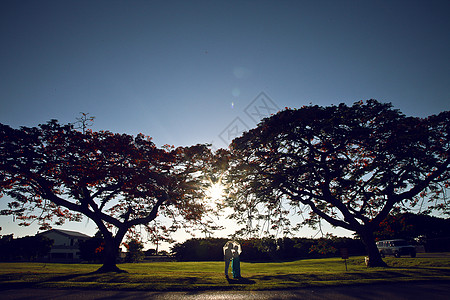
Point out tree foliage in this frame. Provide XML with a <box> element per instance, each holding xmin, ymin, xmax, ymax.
<box><xmin>0</xmin><ymin>234</ymin><xmax>53</xmax><ymax>261</ymax></box>
<box><xmin>170</xmin><ymin>237</ymin><xmax>365</xmax><ymax>261</ymax></box>
<box><xmin>78</xmin><ymin>232</ymin><xmax>105</xmax><ymax>263</ymax></box>
<box><xmin>375</xmin><ymin>212</ymin><xmax>450</xmax><ymax>251</ymax></box>
<box><xmin>124</xmin><ymin>239</ymin><xmax>145</xmax><ymax>263</ymax></box>
<box><xmin>225</xmin><ymin>100</ymin><xmax>449</xmax><ymax>267</ymax></box>
<box><xmin>0</xmin><ymin>120</ymin><xmax>213</xmax><ymax>272</ymax></box>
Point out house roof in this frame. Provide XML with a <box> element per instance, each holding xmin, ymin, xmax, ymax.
<box><xmin>38</xmin><ymin>229</ymin><xmax>91</xmax><ymax>239</ymax></box>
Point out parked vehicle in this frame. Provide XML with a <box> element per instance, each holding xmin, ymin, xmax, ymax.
<box><xmin>376</xmin><ymin>239</ymin><xmax>416</xmax><ymax>258</ymax></box>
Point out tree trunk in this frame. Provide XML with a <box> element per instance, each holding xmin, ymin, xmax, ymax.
<box><xmin>94</xmin><ymin>237</ymin><xmax>127</xmax><ymax>273</ymax></box>
<box><xmin>359</xmin><ymin>228</ymin><xmax>388</xmax><ymax>268</ymax></box>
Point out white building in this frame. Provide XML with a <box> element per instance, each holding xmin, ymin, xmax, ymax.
<box><xmin>38</xmin><ymin>229</ymin><xmax>91</xmax><ymax>262</ymax></box>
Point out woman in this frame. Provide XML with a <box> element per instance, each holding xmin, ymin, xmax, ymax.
<box><xmin>231</xmin><ymin>245</ymin><xmax>241</xmax><ymax>279</ymax></box>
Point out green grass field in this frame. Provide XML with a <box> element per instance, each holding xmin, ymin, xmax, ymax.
<box><xmin>1</xmin><ymin>255</ymin><xmax>450</xmax><ymax>291</ymax></box>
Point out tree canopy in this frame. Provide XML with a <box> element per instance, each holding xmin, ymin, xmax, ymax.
<box><xmin>0</xmin><ymin>120</ymin><xmax>213</xmax><ymax>272</ymax></box>
<box><xmin>225</xmin><ymin>100</ymin><xmax>449</xmax><ymax>267</ymax></box>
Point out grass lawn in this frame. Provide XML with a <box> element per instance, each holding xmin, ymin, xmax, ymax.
<box><xmin>1</xmin><ymin>255</ymin><xmax>450</xmax><ymax>291</ymax></box>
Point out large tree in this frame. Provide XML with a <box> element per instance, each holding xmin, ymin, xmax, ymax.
<box><xmin>0</xmin><ymin>120</ymin><xmax>212</xmax><ymax>272</ymax></box>
<box><xmin>225</xmin><ymin>100</ymin><xmax>449</xmax><ymax>267</ymax></box>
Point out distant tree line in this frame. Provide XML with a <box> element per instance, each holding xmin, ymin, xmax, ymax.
<box><xmin>0</xmin><ymin>234</ymin><xmax>53</xmax><ymax>261</ymax></box>
<box><xmin>170</xmin><ymin>237</ymin><xmax>366</xmax><ymax>262</ymax></box>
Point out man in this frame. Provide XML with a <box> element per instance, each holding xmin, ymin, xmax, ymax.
<box><xmin>224</xmin><ymin>243</ymin><xmax>233</xmax><ymax>278</ymax></box>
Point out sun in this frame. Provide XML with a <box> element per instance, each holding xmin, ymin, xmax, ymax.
<box><xmin>206</xmin><ymin>181</ymin><xmax>225</xmax><ymax>201</ymax></box>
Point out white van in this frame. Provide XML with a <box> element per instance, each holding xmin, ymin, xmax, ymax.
<box><xmin>376</xmin><ymin>239</ymin><xmax>416</xmax><ymax>258</ymax></box>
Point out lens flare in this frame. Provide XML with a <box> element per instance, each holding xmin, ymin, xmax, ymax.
<box><xmin>207</xmin><ymin>182</ymin><xmax>225</xmax><ymax>201</ymax></box>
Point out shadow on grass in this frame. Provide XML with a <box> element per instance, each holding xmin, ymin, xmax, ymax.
<box><xmin>226</xmin><ymin>277</ymin><xmax>255</xmax><ymax>285</ymax></box>
<box><xmin>0</xmin><ymin>272</ymin><xmax>94</xmax><ymax>291</ymax></box>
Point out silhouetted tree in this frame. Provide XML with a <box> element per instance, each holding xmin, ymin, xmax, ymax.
<box><xmin>79</xmin><ymin>232</ymin><xmax>105</xmax><ymax>262</ymax></box>
<box><xmin>0</xmin><ymin>235</ymin><xmax>53</xmax><ymax>261</ymax></box>
<box><xmin>0</xmin><ymin>234</ymin><xmax>14</xmax><ymax>261</ymax></box>
<box><xmin>0</xmin><ymin>120</ymin><xmax>214</xmax><ymax>272</ymax></box>
<box><xmin>225</xmin><ymin>100</ymin><xmax>449</xmax><ymax>267</ymax></box>
<box><xmin>124</xmin><ymin>239</ymin><xmax>144</xmax><ymax>262</ymax></box>
<box><xmin>18</xmin><ymin>235</ymin><xmax>54</xmax><ymax>261</ymax></box>
<box><xmin>171</xmin><ymin>238</ymin><xmax>229</xmax><ymax>261</ymax></box>
<box><xmin>73</xmin><ymin>112</ymin><xmax>95</xmax><ymax>134</ymax></box>
<box><xmin>145</xmin><ymin>249</ymin><xmax>157</xmax><ymax>256</ymax></box>
<box><xmin>377</xmin><ymin>213</ymin><xmax>450</xmax><ymax>240</ymax></box>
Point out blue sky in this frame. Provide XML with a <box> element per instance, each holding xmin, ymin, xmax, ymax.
<box><xmin>1</xmin><ymin>0</ymin><xmax>449</xmax><ymax>248</ymax></box>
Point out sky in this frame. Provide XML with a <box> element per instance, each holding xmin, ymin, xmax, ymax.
<box><xmin>1</xmin><ymin>0</ymin><xmax>449</xmax><ymax>250</ymax></box>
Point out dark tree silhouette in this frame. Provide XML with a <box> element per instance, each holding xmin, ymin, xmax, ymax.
<box><xmin>73</xmin><ymin>112</ymin><xmax>95</xmax><ymax>134</ymax></box>
<box><xmin>0</xmin><ymin>120</ymin><xmax>213</xmax><ymax>272</ymax></box>
<box><xmin>375</xmin><ymin>212</ymin><xmax>450</xmax><ymax>241</ymax></box>
<box><xmin>78</xmin><ymin>232</ymin><xmax>105</xmax><ymax>262</ymax></box>
<box><xmin>124</xmin><ymin>239</ymin><xmax>144</xmax><ymax>262</ymax></box>
<box><xmin>0</xmin><ymin>234</ymin><xmax>53</xmax><ymax>261</ymax></box>
<box><xmin>225</xmin><ymin>100</ymin><xmax>449</xmax><ymax>267</ymax></box>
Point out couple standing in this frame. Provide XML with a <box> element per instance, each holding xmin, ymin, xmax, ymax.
<box><xmin>224</xmin><ymin>242</ymin><xmax>241</xmax><ymax>279</ymax></box>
